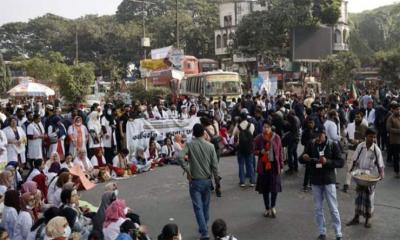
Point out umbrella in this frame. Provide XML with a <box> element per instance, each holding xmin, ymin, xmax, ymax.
<box><xmin>8</xmin><ymin>82</ymin><xmax>55</xmax><ymax>97</ymax></box>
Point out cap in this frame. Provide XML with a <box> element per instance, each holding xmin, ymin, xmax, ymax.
<box><xmin>46</xmin><ymin>104</ymin><xmax>54</xmax><ymax>110</ymax></box>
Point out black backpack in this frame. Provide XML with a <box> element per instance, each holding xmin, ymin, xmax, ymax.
<box><xmin>237</xmin><ymin>122</ymin><xmax>254</xmax><ymax>154</ymax></box>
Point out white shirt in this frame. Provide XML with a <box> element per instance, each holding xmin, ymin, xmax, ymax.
<box><xmin>364</xmin><ymin>108</ymin><xmax>376</xmax><ymax>126</ymax></box>
<box><xmin>47</xmin><ymin>175</ymin><xmax>59</xmax><ymax>206</ymax></box>
<box><xmin>352</xmin><ymin>142</ymin><xmax>384</xmax><ymax>171</ymax></box>
<box><xmin>100</xmin><ymin>116</ymin><xmax>115</xmax><ymax>148</ymax></box>
<box><xmin>1</xmin><ymin>206</ymin><xmax>18</xmax><ymax>239</ymax></box>
<box><xmin>73</xmin><ymin>157</ymin><xmax>94</xmax><ymax>172</ymax></box>
<box><xmin>103</xmin><ymin>217</ymin><xmax>126</xmax><ymax>240</ymax></box>
<box><xmin>13</xmin><ymin>211</ymin><xmax>33</xmax><ymax>240</ymax></box>
<box><xmin>0</xmin><ymin>130</ymin><xmax>8</xmax><ymax>163</ymax></box>
<box><xmin>27</xmin><ymin>122</ymin><xmax>45</xmax><ymax>159</ymax></box>
<box><xmin>324</xmin><ymin>119</ymin><xmax>341</xmax><ymax>143</ymax></box>
<box><xmin>90</xmin><ymin>155</ymin><xmax>106</xmax><ymax>167</ymax></box>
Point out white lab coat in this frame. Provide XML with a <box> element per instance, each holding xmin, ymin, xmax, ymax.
<box><xmin>0</xmin><ymin>130</ymin><xmax>8</xmax><ymax>163</ymax></box>
<box><xmin>4</xmin><ymin>126</ymin><xmax>26</xmax><ymax>163</ymax></box>
<box><xmin>27</xmin><ymin>122</ymin><xmax>45</xmax><ymax>159</ymax></box>
<box><xmin>13</xmin><ymin>211</ymin><xmax>33</xmax><ymax>240</ymax></box>
<box><xmin>1</xmin><ymin>206</ymin><xmax>18</xmax><ymax>239</ymax></box>
<box><xmin>100</xmin><ymin>116</ymin><xmax>116</xmax><ymax>148</ymax></box>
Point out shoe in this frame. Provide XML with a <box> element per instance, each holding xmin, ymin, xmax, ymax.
<box><xmin>342</xmin><ymin>184</ymin><xmax>349</xmax><ymax>193</ymax></box>
<box><xmin>240</xmin><ymin>183</ymin><xmax>246</xmax><ymax>188</ymax></box>
<box><xmin>271</xmin><ymin>208</ymin><xmax>276</xmax><ymax>218</ymax></box>
<box><xmin>302</xmin><ymin>186</ymin><xmax>309</xmax><ymax>192</ymax></box>
<box><xmin>336</xmin><ymin>237</ymin><xmax>342</xmax><ymax>240</ymax></box>
<box><xmin>346</xmin><ymin>217</ymin><xmax>360</xmax><ymax>226</ymax></box>
<box><xmin>263</xmin><ymin>209</ymin><xmax>271</xmax><ymax>217</ymax></box>
<box><xmin>317</xmin><ymin>234</ymin><xmax>326</xmax><ymax>240</ymax></box>
<box><xmin>249</xmin><ymin>183</ymin><xmax>255</xmax><ymax>187</ymax></box>
<box><xmin>365</xmin><ymin>218</ymin><xmax>372</xmax><ymax>228</ymax></box>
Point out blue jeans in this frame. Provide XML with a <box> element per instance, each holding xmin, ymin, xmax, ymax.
<box><xmin>189</xmin><ymin>179</ymin><xmax>212</xmax><ymax>238</ymax></box>
<box><xmin>237</xmin><ymin>153</ymin><xmax>255</xmax><ymax>184</ymax></box>
<box><xmin>312</xmin><ymin>184</ymin><xmax>342</xmax><ymax>238</ymax></box>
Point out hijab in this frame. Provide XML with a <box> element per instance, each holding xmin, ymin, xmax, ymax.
<box><xmin>49</xmin><ymin>162</ymin><xmax>61</xmax><ymax>174</ymax></box>
<box><xmin>87</xmin><ymin>111</ymin><xmax>101</xmax><ymax>134</ymax></box>
<box><xmin>72</xmin><ymin>116</ymin><xmax>83</xmax><ymax>151</ymax></box>
<box><xmin>21</xmin><ymin>181</ymin><xmax>38</xmax><ymax>194</ymax></box>
<box><xmin>0</xmin><ymin>170</ymin><xmax>12</xmax><ymax>189</ymax></box>
<box><xmin>103</xmin><ymin>199</ymin><xmax>126</xmax><ymax>228</ymax></box>
<box><xmin>92</xmin><ymin>191</ymin><xmax>116</xmax><ymax>231</ymax></box>
<box><xmin>45</xmin><ymin>216</ymin><xmax>68</xmax><ymax>239</ymax></box>
<box><xmin>4</xmin><ymin>189</ymin><xmax>20</xmax><ymax>212</ymax></box>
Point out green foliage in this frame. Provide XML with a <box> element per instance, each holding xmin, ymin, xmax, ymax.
<box><xmin>235</xmin><ymin>0</ymin><xmax>342</xmax><ymax>57</ymax></box>
<box><xmin>58</xmin><ymin>62</ymin><xmax>95</xmax><ymax>103</ymax></box>
<box><xmin>0</xmin><ymin>54</ymin><xmax>13</xmax><ymax>96</ymax></box>
<box><xmin>129</xmin><ymin>81</ymin><xmax>171</xmax><ymax>104</ymax></box>
<box><xmin>320</xmin><ymin>52</ymin><xmax>360</xmax><ymax>90</ymax></box>
<box><xmin>375</xmin><ymin>48</ymin><xmax>400</xmax><ymax>85</ymax></box>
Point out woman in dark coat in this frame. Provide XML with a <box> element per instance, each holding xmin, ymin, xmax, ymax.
<box><xmin>254</xmin><ymin>120</ymin><xmax>284</xmax><ymax>218</ymax></box>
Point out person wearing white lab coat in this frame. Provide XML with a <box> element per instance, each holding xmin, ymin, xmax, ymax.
<box><xmin>101</xmin><ymin>108</ymin><xmax>116</xmax><ymax>165</ymax></box>
<box><xmin>87</xmin><ymin>111</ymin><xmax>103</xmax><ymax>158</ymax></box>
<box><xmin>26</xmin><ymin>114</ymin><xmax>45</xmax><ymax>161</ymax></box>
<box><xmin>4</xmin><ymin>118</ymin><xmax>26</xmax><ymax>165</ymax></box>
<box><xmin>47</xmin><ymin>115</ymin><xmax>67</xmax><ymax>159</ymax></box>
<box><xmin>0</xmin><ymin>129</ymin><xmax>8</xmax><ymax>164</ymax></box>
<box><xmin>67</xmin><ymin>116</ymin><xmax>89</xmax><ymax>158</ymax></box>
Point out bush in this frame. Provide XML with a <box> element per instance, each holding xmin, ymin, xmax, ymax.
<box><xmin>129</xmin><ymin>80</ymin><xmax>172</xmax><ymax>104</ymax></box>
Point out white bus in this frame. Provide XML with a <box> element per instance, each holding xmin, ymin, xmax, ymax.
<box><xmin>180</xmin><ymin>71</ymin><xmax>242</xmax><ymax>101</ymax></box>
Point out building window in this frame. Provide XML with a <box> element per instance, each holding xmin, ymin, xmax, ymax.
<box><xmin>223</xmin><ymin>15</ymin><xmax>232</xmax><ymax>27</ymax></box>
<box><xmin>236</xmin><ymin>3</ymin><xmax>242</xmax><ymax>15</ymax></box>
<box><xmin>216</xmin><ymin>35</ymin><xmax>222</xmax><ymax>48</ymax></box>
<box><xmin>222</xmin><ymin>34</ymin><xmax>228</xmax><ymax>48</ymax></box>
<box><xmin>343</xmin><ymin>29</ymin><xmax>348</xmax><ymax>43</ymax></box>
<box><xmin>335</xmin><ymin>29</ymin><xmax>341</xmax><ymax>43</ymax></box>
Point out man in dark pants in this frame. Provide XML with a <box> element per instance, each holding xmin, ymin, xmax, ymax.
<box><xmin>386</xmin><ymin>102</ymin><xmax>400</xmax><ymax>178</ymax></box>
<box><xmin>177</xmin><ymin>124</ymin><xmax>219</xmax><ymax>240</ymax></box>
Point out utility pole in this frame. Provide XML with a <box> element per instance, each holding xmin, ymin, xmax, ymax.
<box><xmin>176</xmin><ymin>0</ymin><xmax>179</xmax><ymax>48</ymax></box>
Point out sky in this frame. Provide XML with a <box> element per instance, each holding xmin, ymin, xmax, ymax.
<box><xmin>0</xmin><ymin>0</ymin><xmax>399</xmax><ymax>25</ymax></box>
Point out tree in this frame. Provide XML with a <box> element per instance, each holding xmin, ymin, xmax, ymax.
<box><xmin>320</xmin><ymin>52</ymin><xmax>360</xmax><ymax>90</ymax></box>
<box><xmin>58</xmin><ymin>62</ymin><xmax>95</xmax><ymax>103</ymax></box>
<box><xmin>376</xmin><ymin>48</ymin><xmax>400</xmax><ymax>86</ymax></box>
<box><xmin>0</xmin><ymin>54</ymin><xmax>13</xmax><ymax>96</ymax></box>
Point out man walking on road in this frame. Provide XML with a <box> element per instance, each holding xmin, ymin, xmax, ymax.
<box><xmin>232</xmin><ymin>108</ymin><xmax>256</xmax><ymax>187</ymax></box>
<box><xmin>300</xmin><ymin>129</ymin><xmax>344</xmax><ymax>240</ymax></box>
<box><xmin>177</xmin><ymin>123</ymin><xmax>219</xmax><ymax>240</ymax></box>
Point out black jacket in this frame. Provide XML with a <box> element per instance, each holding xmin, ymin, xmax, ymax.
<box><xmin>300</xmin><ymin>140</ymin><xmax>344</xmax><ymax>185</ymax></box>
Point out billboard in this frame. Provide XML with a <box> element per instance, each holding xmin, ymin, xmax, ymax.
<box><xmin>292</xmin><ymin>26</ymin><xmax>333</xmax><ymax>62</ymax></box>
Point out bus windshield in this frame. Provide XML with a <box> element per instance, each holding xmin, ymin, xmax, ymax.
<box><xmin>206</xmin><ymin>80</ymin><xmax>241</xmax><ymax>95</ymax></box>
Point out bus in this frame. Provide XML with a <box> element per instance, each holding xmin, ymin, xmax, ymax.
<box><xmin>180</xmin><ymin>71</ymin><xmax>242</xmax><ymax>101</ymax></box>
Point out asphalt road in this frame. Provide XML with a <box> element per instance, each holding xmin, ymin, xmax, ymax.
<box><xmin>81</xmin><ymin>154</ymin><xmax>400</xmax><ymax>240</ymax></box>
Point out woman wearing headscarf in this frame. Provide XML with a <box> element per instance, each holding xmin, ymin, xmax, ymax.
<box><xmin>27</xmin><ymin>206</ymin><xmax>60</xmax><ymax>240</ymax></box>
<box><xmin>14</xmin><ymin>192</ymin><xmax>35</xmax><ymax>240</ymax></box>
<box><xmin>48</xmin><ymin>172</ymin><xmax>72</xmax><ymax>207</ymax></box>
<box><xmin>60</xmin><ymin>188</ymin><xmax>92</xmax><ymax>238</ymax></box>
<box><xmin>44</xmin><ymin>216</ymin><xmax>72</xmax><ymax>240</ymax></box>
<box><xmin>47</xmin><ymin>115</ymin><xmax>67</xmax><ymax>159</ymax></box>
<box><xmin>4</xmin><ymin>117</ymin><xmax>27</xmax><ymax>167</ymax></box>
<box><xmin>73</xmin><ymin>149</ymin><xmax>98</xmax><ymax>180</ymax></box>
<box><xmin>103</xmin><ymin>199</ymin><xmax>127</xmax><ymax>240</ymax></box>
<box><xmin>131</xmin><ymin>147</ymin><xmax>151</xmax><ymax>173</ymax></box>
<box><xmin>1</xmin><ymin>190</ymin><xmax>20</xmax><ymax>238</ymax></box>
<box><xmin>101</xmin><ymin>105</ymin><xmax>116</xmax><ymax>165</ymax></box>
<box><xmin>92</xmin><ymin>191</ymin><xmax>116</xmax><ymax>232</ymax></box>
<box><xmin>21</xmin><ymin>181</ymin><xmax>41</xmax><ymax>221</ymax></box>
<box><xmin>173</xmin><ymin>133</ymin><xmax>185</xmax><ymax>154</ymax></box>
<box><xmin>5</xmin><ymin>161</ymin><xmax>22</xmax><ymax>190</ymax></box>
<box><xmin>68</xmin><ymin>116</ymin><xmax>89</xmax><ymax>158</ymax></box>
<box><xmin>0</xmin><ymin>170</ymin><xmax>13</xmax><ymax>191</ymax></box>
<box><xmin>158</xmin><ymin>223</ymin><xmax>181</xmax><ymax>240</ymax></box>
<box><xmin>26</xmin><ymin>159</ymin><xmax>48</xmax><ymax>202</ymax></box>
<box><xmin>87</xmin><ymin>111</ymin><xmax>103</xmax><ymax>159</ymax></box>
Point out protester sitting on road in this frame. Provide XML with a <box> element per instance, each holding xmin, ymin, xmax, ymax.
<box><xmin>25</xmin><ymin>159</ymin><xmax>48</xmax><ymax>202</ymax></box>
<box><xmin>102</xmin><ymin>199</ymin><xmax>127</xmax><ymax>240</ymax></box>
<box><xmin>116</xmin><ymin>219</ymin><xmax>137</xmax><ymax>240</ymax></box>
<box><xmin>14</xmin><ymin>192</ymin><xmax>35</xmax><ymax>240</ymax></box>
<box><xmin>132</xmin><ymin>147</ymin><xmax>152</xmax><ymax>173</ymax></box>
<box><xmin>92</xmin><ymin>191</ymin><xmax>116</xmax><ymax>232</ymax></box>
<box><xmin>161</xmin><ymin>138</ymin><xmax>177</xmax><ymax>165</ymax></box>
<box><xmin>27</xmin><ymin>206</ymin><xmax>60</xmax><ymax>239</ymax></box>
<box><xmin>73</xmin><ymin>149</ymin><xmax>98</xmax><ymax>180</ymax></box>
<box><xmin>147</xmin><ymin>140</ymin><xmax>163</xmax><ymax>166</ymax></box>
<box><xmin>157</xmin><ymin>223</ymin><xmax>181</xmax><ymax>240</ymax></box>
<box><xmin>1</xmin><ymin>190</ymin><xmax>20</xmax><ymax>239</ymax></box>
<box><xmin>211</xmin><ymin>219</ymin><xmax>238</xmax><ymax>240</ymax></box>
<box><xmin>173</xmin><ymin>133</ymin><xmax>185</xmax><ymax>155</ymax></box>
<box><xmin>61</xmin><ymin>154</ymin><xmax>74</xmax><ymax>169</ymax></box>
<box><xmin>48</xmin><ymin>172</ymin><xmax>72</xmax><ymax>207</ymax></box>
<box><xmin>113</xmin><ymin>149</ymin><xmax>135</xmax><ymax>177</ymax></box>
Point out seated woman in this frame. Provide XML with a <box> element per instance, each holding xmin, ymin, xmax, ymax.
<box><xmin>161</xmin><ymin>138</ymin><xmax>177</xmax><ymax>165</ymax></box>
<box><xmin>90</xmin><ymin>148</ymin><xmax>111</xmax><ymax>182</ymax></box>
<box><xmin>60</xmin><ymin>188</ymin><xmax>92</xmax><ymax>239</ymax></box>
<box><xmin>5</xmin><ymin>161</ymin><xmax>22</xmax><ymax>190</ymax></box>
<box><xmin>21</xmin><ymin>181</ymin><xmax>42</xmax><ymax>220</ymax></box>
<box><xmin>1</xmin><ymin>190</ymin><xmax>20</xmax><ymax>239</ymax></box>
<box><xmin>48</xmin><ymin>172</ymin><xmax>72</xmax><ymax>207</ymax></box>
<box><xmin>112</xmin><ymin>149</ymin><xmax>135</xmax><ymax>177</ymax></box>
<box><xmin>26</xmin><ymin>159</ymin><xmax>48</xmax><ymax>203</ymax></box>
<box><xmin>73</xmin><ymin>150</ymin><xmax>99</xmax><ymax>180</ymax></box>
<box><xmin>92</xmin><ymin>191</ymin><xmax>117</xmax><ymax>232</ymax></box>
<box><xmin>0</xmin><ymin>170</ymin><xmax>13</xmax><ymax>191</ymax></box>
<box><xmin>44</xmin><ymin>152</ymin><xmax>61</xmax><ymax>175</ymax></box>
<box><xmin>61</xmin><ymin>154</ymin><xmax>74</xmax><ymax>169</ymax></box>
<box><xmin>146</xmin><ymin>140</ymin><xmax>163</xmax><ymax>167</ymax></box>
<box><xmin>27</xmin><ymin>206</ymin><xmax>60</xmax><ymax>240</ymax></box>
<box><xmin>14</xmin><ymin>192</ymin><xmax>35</xmax><ymax>240</ymax></box>
<box><xmin>131</xmin><ymin>147</ymin><xmax>152</xmax><ymax>173</ymax></box>
<box><xmin>102</xmin><ymin>199</ymin><xmax>127</xmax><ymax>240</ymax></box>
<box><xmin>173</xmin><ymin>133</ymin><xmax>185</xmax><ymax>154</ymax></box>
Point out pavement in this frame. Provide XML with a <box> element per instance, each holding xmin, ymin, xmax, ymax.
<box><xmin>81</xmin><ymin>153</ymin><xmax>400</xmax><ymax>240</ymax></box>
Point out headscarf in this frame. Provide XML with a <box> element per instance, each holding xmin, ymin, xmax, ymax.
<box><xmin>49</xmin><ymin>162</ymin><xmax>61</xmax><ymax>174</ymax></box>
<box><xmin>105</xmin><ymin>182</ymin><xmax>116</xmax><ymax>192</ymax></box>
<box><xmin>60</xmin><ymin>207</ymin><xmax>77</xmax><ymax>229</ymax></box>
<box><xmin>95</xmin><ymin>148</ymin><xmax>105</xmax><ymax>167</ymax></box>
<box><xmin>0</xmin><ymin>170</ymin><xmax>12</xmax><ymax>188</ymax></box>
<box><xmin>92</xmin><ymin>191</ymin><xmax>116</xmax><ymax>231</ymax></box>
<box><xmin>51</xmin><ymin>115</ymin><xmax>67</xmax><ymax>138</ymax></box>
<box><xmin>21</xmin><ymin>181</ymin><xmax>38</xmax><ymax>194</ymax></box>
<box><xmin>20</xmin><ymin>192</ymin><xmax>34</xmax><ymax>213</ymax></box>
<box><xmin>103</xmin><ymin>199</ymin><xmax>126</xmax><ymax>228</ymax></box>
<box><xmin>45</xmin><ymin>216</ymin><xmax>68</xmax><ymax>239</ymax></box>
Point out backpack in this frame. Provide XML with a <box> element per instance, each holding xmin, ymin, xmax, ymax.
<box><xmin>237</xmin><ymin>122</ymin><xmax>254</xmax><ymax>154</ymax></box>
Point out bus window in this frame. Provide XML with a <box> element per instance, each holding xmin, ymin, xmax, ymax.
<box><xmin>195</xmin><ymin>77</ymin><xmax>200</xmax><ymax>93</ymax></box>
<box><xmin>188</xmin><ymin>77</ymin><xmax>193</xmax><ymax>92</ymax></box>
<box><xmin>200</xmin><ymin>77</ymin><xmax>204</xmax><ymax>95</ymax></box>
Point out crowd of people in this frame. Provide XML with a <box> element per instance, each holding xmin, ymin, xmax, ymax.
<box><xmin>0</xmin><ymin>86</ymin><xmax>396</xmax><ymax>239</ymax></box>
